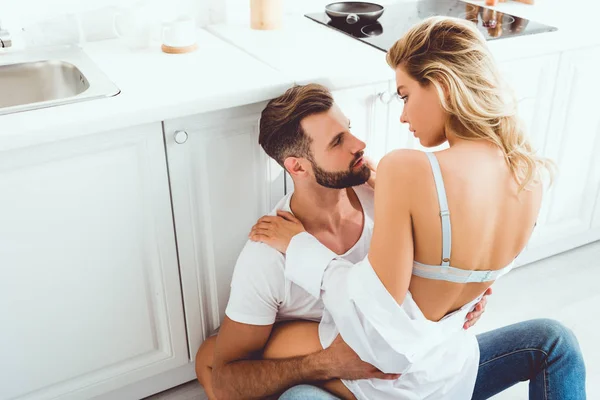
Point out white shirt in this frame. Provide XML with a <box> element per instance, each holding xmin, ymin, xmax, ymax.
<box><xmin>286</xmin><ymin>236</ymin><xmax>481</xmax><ymax>400</ymax></box>
<box><xmin>224</xmin><ymin>184</ymin><xmax>375</xmax><ymax>326</ymax></box>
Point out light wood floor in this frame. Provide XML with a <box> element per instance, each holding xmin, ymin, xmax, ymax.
<box><xmin>147</xmin><ymin>240</ymin><xmax>600</xmax><ymax>400</ymax></box>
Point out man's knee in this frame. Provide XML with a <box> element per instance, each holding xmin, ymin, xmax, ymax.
<box><xmin>195</xmin><ymin>335</ymin><xmax>218</xmax><ymax>376</ymax></box>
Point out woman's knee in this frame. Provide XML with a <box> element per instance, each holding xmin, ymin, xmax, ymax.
<box><xmin>527</xmin><ymin>319</ymin><xmax>584</xmax><ymax>364</ymax></box>
<box><xmin>528</xmin><ymin>319</ymin><xmax>577</xmax><ymax>345</ymax></box>
<box><xmin>279</xmin><ymin>384</ymin><xmax>341</xmax><ymax>400</ymax></box>
<box><xmin>263</xmin><ymin>321</ymin><xmax>321</xmax><ymax>359</ymax></box>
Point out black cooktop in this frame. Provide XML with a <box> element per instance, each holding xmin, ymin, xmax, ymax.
<box><xmin>305</xmin><ymin>0</ymin><xmax>557</xmax><ymax>52</ymax></box>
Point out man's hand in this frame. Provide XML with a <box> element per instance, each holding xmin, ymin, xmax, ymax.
<box><xmin>249</xmin><ymin>211</ymin><xmax>306</xmax><ymax>254</ymax></box>
<box><xmin>322</xmin><ymin>335</ymin><xmax>401</xmax><ymax>381</ymax></box>
<box><xmin>464</xmin><ymin>287</ymin><xmax>492</xmax><ymax>330</ymax></box>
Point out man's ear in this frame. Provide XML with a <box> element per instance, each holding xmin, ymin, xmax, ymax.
<box><xmin>283</xmin><ymin>157</ymin><xmax>308</xmax><ymax>178</ymax></box>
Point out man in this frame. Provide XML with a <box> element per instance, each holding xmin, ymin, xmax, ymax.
<box><xmin>196</xmin><ymin>84</ymin><xmax>585</xmax><ymax>400</ymax></box>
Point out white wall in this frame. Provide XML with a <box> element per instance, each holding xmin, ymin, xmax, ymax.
<box><xmin>2</xmin><ymin>0</ymin><xmax>211</xmax><ymax>46</ymax></box>
<box><xmin>3</xmin><ymin>0</ymin><xmax>206</xmax><ymax>22</ymax></box>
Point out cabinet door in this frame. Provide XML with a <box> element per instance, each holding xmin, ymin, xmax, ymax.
<box><xmin>164</xmin><ymin>103</ymin><xmax>284</xmax><ymax>359</ymax></box>
<box><xmin>526</xmin><ymin>48</ymin><xmax>600</xmax><ymax>257</ymax></box>
<box><xmin>593</xmin><ymin>188</ymin><xmax>600</xmax><ymax>230</ymax></box>
<box><xmin>497</xmin><ymin>54</ymin><xmax>561</xmax><ymax>261</ymax></box>
<box><xmin>499</xmin><ymin>54</ymin><xmax>560</xmax><ymax>161</ymax></box>
<box><xmin>0</xmin><ymin>124</ymin><xmax>188</xmax><ymax>400</ymax></box>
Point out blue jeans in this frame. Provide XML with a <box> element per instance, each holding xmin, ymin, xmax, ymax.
<box><xmin>279</xmin><ymin>319</ymin><xmax>586</xmax><ymax>400</ymax></box>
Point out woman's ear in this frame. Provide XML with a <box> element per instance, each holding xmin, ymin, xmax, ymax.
<box><xmin>439</xmin><ymin>80</ymin><xmax>450</xmax><ymax>102</ymax></box>
<box><xmin>432</xmin><ymin>79</ymin><xmax>451</xmax><ymax>108</ymax></box>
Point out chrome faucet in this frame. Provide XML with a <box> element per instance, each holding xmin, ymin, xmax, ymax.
<box><xmin>0</xmin><ymin>19</ymin><xmax>12</xmax><ymax>48</ymax></box>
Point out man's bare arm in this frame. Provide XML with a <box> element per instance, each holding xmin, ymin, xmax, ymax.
<box><xmin>211</xmin><ymin>317</ymin><xmax>398</xmax><ymax>399</ymax></box>
<box><xmin>211</xmin><ymin>317</ymin><xmax>330</xmax><ymax>399</ymax></box>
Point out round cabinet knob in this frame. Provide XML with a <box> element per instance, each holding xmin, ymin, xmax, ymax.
<box><xmin>346</xmin><ymin>14</ymin><xmax>359</xmax><ymax>24</ymax></box>
<box><xmin>378</xmin><ymin>91</ymin><xmax>393</xmax><ymax>104</ymax></box>
<box><xmin>174</xmin><ymin>130</ymin><xmax>188</xmax><ymax>144</ymax></box>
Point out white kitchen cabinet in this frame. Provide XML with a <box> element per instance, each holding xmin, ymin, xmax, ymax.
<box><xmin>593</xmin><ymin>188</ymin><xmax>600</xmax><ymax>230</ymax></box>
<box><xmin>520</xmin><ymin>46</ymin><xmax>600</xmax><ymax>261</ymax></box>
<box><xmin>497</xmin><ymin>54</ymin><xmax>562</xmax><ymax>263</ymax></box>
<box><xmin>0</xmin><ymin>124</ymin><xmax>188</xmax><ymax>400</ymax></box>
<box><xmin>164</xmin><ymin>103</ymin><xmax>285</xmax><ymax>360</ymax></box>
<box><xmin>498</xmin><ymin>54</ymin><xmax>560</xmax><ymax>158</ymax></box>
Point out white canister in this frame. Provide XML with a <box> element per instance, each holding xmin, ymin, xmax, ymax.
<box><xmin>161</xmin><ymin>17</ymin><xmax>197</xmax><ymax>54</ymax></box>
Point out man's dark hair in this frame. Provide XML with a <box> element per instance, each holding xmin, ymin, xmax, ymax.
<box><xmin>259</xmin><ymin>84</ymin><xmax>333</xmax><ymax>168</ymax></box>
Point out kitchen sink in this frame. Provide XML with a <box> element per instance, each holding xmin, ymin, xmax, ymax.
<box><xmin>0</xmin><ymin>46</ymin><xmax>120</xmax><ymax>115</ymax></box>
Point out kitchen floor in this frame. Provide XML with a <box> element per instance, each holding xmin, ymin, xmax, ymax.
<box><xmin>147</xmin><ymin>241</ymin><xmax>600</xmax><ymax>400</ymax></box>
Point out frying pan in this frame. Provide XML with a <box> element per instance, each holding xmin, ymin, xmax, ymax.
<box><xmin>325</xmin><ymin>2</ymin><xmax>385</xmax><ymax>25</ymax></box>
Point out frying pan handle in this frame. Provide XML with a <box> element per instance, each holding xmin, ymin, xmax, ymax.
<box><xmin>346</xmin><ymin>13</ymin><xmax>360</xmax><ymax>24</ymax></box>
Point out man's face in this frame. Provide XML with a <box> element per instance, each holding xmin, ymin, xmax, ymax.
<box><xmin>300</xmin><ymin>103</ymin><xmax>370</xmax><ymax>189</ymax></box>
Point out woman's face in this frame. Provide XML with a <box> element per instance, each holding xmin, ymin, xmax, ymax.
<box><xmin>395</xmin><ymin>66</ymin><xmax>448</xmax><ymax>147</ymax></box>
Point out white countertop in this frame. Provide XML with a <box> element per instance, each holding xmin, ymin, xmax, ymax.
<box><xmin>208</xmin><ymin>0</ymin><xmax>600</xmax><ymax>85</ymax></box>
<box><xmin>208</xmin><ymin>17</ymin><xmax>394</xmax><ymax>89</ymax></box>
<box><xmin>0</xmin><ymin>29</ymin><xmax>293</xmax><ymax>151</ymax></box>
<box><xmin>2</xmin><ymin>0</ymin><xmax>599</xmax><ymax>150</ymax></box>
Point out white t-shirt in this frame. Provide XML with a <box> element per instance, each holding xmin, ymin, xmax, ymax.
<box><xmin>224</xmin><ymin>184</ymin><xmax>375</xmax><ymax>326</ymax></box>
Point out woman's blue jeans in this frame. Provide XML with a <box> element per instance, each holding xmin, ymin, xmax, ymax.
<box><xmin>279</xmin><ymin>319</ymin><xmax>586</xmax><ymax>400</ymax></box>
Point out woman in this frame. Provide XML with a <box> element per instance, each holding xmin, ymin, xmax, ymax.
<box><xmin>251</xmin><ymin>16</ymin><xmax>555</xmax><ymax>399</ymax></box>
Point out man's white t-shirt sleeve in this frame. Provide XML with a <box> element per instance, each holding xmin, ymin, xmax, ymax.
<box><xmin>225</xmin><ymin>241</ymin><xmax>286</xmax><ymax>326</ymax></box>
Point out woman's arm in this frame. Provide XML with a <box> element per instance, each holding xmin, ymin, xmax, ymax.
<box><xmin>367</xmin><ymin>149</ymin><xmax>418</xmax><ymax>305</ymax></box>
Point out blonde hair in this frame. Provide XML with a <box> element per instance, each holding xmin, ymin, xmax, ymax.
<box><xmin>386</xmin><ymin>16</ymin><xmax>554</xmax><ymax>191</ymax></box>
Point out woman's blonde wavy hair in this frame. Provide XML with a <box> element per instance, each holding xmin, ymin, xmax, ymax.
<box><xmin>386</xmin><ymin>16</ymin><xmax>554</xmax><ymax>191</ymax></box>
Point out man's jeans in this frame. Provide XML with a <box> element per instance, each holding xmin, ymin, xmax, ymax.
<box><xmin>279</xmin><ymin>319</ymin><xmax>586</xmax><ymax>400</ymax></box>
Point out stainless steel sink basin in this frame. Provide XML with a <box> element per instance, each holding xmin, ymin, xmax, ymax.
<box><xmin>0</xmin><ymin>46</ymin><xmax>120</xmax><ymax>115</ymax></box>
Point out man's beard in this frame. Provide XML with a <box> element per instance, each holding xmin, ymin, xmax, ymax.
<box><xmin>307</xmin><ymin>152</ymin><xmax>371</xmax><ymax>189</ymax></box>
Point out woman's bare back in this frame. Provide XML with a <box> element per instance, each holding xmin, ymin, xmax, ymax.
<box><xmin>408</xmin><ymin>143</ymin><xmax>542</xmax><ymax>321</ymax></box>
